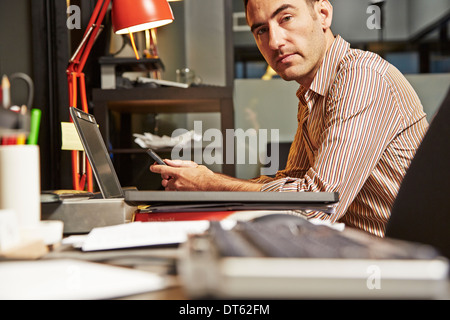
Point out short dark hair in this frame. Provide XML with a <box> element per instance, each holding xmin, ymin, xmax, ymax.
<box><xmin>244</xmin><ymin>0</ymin><xmax>318</xmax><ymax>12</ymax></box>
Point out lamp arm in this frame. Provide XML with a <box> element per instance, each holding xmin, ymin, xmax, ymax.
<box><xmin>67</xmin><ymin>0</ymin><xmax>111</xmax><ymax>76</ymax></box>
<box><xmin>68</xmin><ymin>24</ymin><xmax>101</xmax><ymax>66</ymax></box>
<box><xmin>67</xmin><ymin>0</ymin><xmax>110</xmax><ymax>192</ymax></box>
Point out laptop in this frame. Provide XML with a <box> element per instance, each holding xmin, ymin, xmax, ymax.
<box><xmin>69</xmin><ymin>107</ymin><xmax>339</xmax><ymax>213</ymax></box>
<box><xmin>177</xmin><ymin>89</ymin><xmax>450</xmax><ymax>300</ymax></box>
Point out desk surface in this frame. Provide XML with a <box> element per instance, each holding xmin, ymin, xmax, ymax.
<box><xmin>40</xmin><ymin>241</ymin><xmax>450</xmax><ymax>301</ymax></box>
<box><xmin>43</xmin><ymin>243</ymin><xmax>188</xmax><ymax>299</ymax></box>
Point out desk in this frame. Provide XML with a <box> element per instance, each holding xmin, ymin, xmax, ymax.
<box><xmin>92</xmin><ymin>86</ymin><xmax>236</xmax><ymax>187</ymax></box>
<box><xmin>1</xmin><ymin>230</ymin><xmax>448</xmax><ymax>301</ymax></box>
<box><xmin>43</xmin><ymin>243</ymin><xmax>188</xmax><ymax>299</ymax></box>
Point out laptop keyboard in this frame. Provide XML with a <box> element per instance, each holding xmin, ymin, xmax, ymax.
<box><xmin>208</xmin><ymin>214</ymin><xmax>441</xmax><ymax>260</ymax></box>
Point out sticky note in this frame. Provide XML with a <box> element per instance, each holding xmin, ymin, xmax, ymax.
<box><xmin>61</xmin><ymin>122</ymin><xmax>84</xmax><ymax>151</ymax></box>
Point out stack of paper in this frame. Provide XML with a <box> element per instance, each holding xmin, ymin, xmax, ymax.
<box><xmin>78</xmin><ymin>220</ymin><xmax>236</xmax><ymax>252</ymax></box>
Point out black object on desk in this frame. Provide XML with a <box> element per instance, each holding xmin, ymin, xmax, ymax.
<box><xmin>386</xmin><ymin>87</ymin><xmax>450</xmax><ymax>259</ymax></box>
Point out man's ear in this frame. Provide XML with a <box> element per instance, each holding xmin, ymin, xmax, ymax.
<box><xmin>317</xmin><ymin>0</ymin><xmax>333</xmax><ymax>30</ymax></box>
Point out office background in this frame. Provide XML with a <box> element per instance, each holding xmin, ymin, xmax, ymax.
<box><xmin>1</xmin><ymin>0</ymin><xmax>449</xmax><ymax>190</ymax></box>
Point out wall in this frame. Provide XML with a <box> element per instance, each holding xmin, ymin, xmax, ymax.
<box><xmin>405</xmin><ymin>73</ymin><xmax>450</xmax><ymax>120</ymax></box>
<box><xmin>233</xmin><ymin>0</ymin><xmax>450</xmax><ymax>45</ymax></box>
<box><xmin>233</xmin><ymin>79</ymin><xmax>299</xmax><ymax>179</ymax></box>
<box><xmin>183</xmin><ymin>0</ymin><xmax>228</xmax><ymax>171</ymax></box>
<box><xmin>408</xmin><ymin>0</ymin><xmax>450</xmax><ymax>37</ymax></box>
<box><xmin>0</xmin><ymin>0</ymin><xmax>33</xmax><ymax>106</ymax></box>
<box><xmin>154</xmin><ymin>1</ymin><xmax>187</xmax><ymax>82</ymax></box>
<box><xmin>184</xmin><ymin>0</ymin><xmax>228</xmax><ymax>86</ymax></box>
<box><xmin>332</xmin><ymin>0</ymin><xmax>408</xmax><ymax>42</ymax></box>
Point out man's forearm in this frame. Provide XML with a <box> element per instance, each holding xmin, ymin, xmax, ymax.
<box><xmin>212</xmin><ymin>173</ymin><xmax>263</xmax><ymax>191</ymax></box>
<box><xmin>151</xmin><ymin>161</ymin><xmax>264</xmax><ymax>191</ymax></box>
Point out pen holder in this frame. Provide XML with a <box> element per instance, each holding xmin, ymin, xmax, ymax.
<box><xmin>0</xmin><ymin>145</ymin><xmax>40</xmax><ymax>229</ymax></box>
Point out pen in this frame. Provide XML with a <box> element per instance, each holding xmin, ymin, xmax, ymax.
<box><xmin>16</xmin><ymin>106</ymin><xmax>27</xmax><ymax>144</ymax></box>
<box><xmin>16</xmin><ymin>135</ymin><xmax>26</xmax><ymax>145</ymax></box>
<box><xmin>27</xmin><ymin>108</ymin><xmax>41</xmax><ymax>145</ymax></box>
<box><xmin>17</xmin><ymin>106</ymin><xmax>27</xmax><ymax>144</ymax></box>
<box><xmin>2</xmin><ymin>75</ymin><xmax>10</xmax><ymax>109</ymax></box>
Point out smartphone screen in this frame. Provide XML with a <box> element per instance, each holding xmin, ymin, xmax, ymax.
<box><xmin>146</xmin><ymin>148</ymin><xmax>167</xmax><ymax>165</ymax></box>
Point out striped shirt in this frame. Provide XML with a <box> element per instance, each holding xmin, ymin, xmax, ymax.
<box><xmin>253</xmin><ymin>36</ymin><xmax>428</xmax><ymax>237</ymax></box>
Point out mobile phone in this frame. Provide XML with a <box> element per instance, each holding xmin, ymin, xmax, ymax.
<box><xmin>147</xmin><ymin>148</ymin><xmax>167</xmax><ymax>165</ymax></box>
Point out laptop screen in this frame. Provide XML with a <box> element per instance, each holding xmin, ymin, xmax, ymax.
<box><xmin>70</xmin><ymin>107</ymin><xmax>124</xmax><ymax>199</ymax></box>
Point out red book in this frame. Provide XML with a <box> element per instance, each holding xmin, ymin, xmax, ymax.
<box><xmin>133</xmin><ymin>210</ymin><xmax>239</xmax><ymax>222</ymax></box>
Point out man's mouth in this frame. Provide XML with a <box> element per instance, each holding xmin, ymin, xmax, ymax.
<box><xmin>276</xmin><ymin>53</ymin><xmax>295</xmax><ymax>65</ymax></box>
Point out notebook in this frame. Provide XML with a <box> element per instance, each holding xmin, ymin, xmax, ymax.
<box><xmin>69</xmin><ymin>107</ymin><xmax>338</xmax><ymax>212</ymax></box>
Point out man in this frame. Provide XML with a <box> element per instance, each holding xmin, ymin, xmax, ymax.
<box><xmin>151</xmin><ymin>0</ymin><xmax>428</xmax><ymax>237</ymax></box>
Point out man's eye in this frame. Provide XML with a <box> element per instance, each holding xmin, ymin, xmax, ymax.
<box><xmin>256</xmin><ymin>27</ymin><xmax>268</xmax><ymax>36</ymax></box>
<box><xmin>281</xmin><ymin>15</ymin><xmax>292</xmax><ymax>23</ymax></box>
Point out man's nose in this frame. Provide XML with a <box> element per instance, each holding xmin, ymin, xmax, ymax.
<box><xmin>268</xmin><ymin>26</ymin><xmax>285</xmax><ymax>50</ymax></box>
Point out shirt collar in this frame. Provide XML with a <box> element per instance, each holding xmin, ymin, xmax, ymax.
<box><xmin>302</xmin><ymin>35</ymin><xmax>350</xmax><ymax>97</ymax></box>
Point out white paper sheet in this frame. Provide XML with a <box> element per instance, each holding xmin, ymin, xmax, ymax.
<box><xmin>0</xmin><ymin>259</ymin><xmax>166</xmax><ymax>300</ymax></box>
<box><xmin>80</xmin><ymin>220</ymin><xmax>236</xmax><ymax>252</ymax></box>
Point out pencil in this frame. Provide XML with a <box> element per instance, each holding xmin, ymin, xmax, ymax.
<box><xmin>2</xmin><ymin>75</ymin><xmax>10</xmax><ymax>109</ymax></box>
<box><xmin>16</xmin><ymin>134</ymin><xmax>26</xmax><ymax>145</ymax></box>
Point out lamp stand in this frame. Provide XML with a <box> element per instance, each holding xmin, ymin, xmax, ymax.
<box><xmin>67</xmin><ymin>0</ymin><xmax>111</xmax><ymax>191</ymax></box>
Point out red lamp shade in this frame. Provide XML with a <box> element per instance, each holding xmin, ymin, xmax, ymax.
<box><xmin>112</xmin><ymin>0</ymin><xmax>174</xmax><ymax>34</ymax></box>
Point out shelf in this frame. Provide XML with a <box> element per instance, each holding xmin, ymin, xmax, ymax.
<box><xmin>110</xmin><ymin>146</ymin><xmax>223</xmax><ymax>154</ymax></box>
<box><xmin>92</xmin><ymin>86</ymin><xmax>236</xmax><ymax>184</ymax></box>
<box><xmin>93</xmin><ymin>86</ymin><xmax>232</xmax><ymax>103</ymax></box>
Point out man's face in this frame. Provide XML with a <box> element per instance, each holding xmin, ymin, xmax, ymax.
<box><xmin>246</xmin><ymin>0</ymin><xmax>330</xmax><ymax>86</ymax></box>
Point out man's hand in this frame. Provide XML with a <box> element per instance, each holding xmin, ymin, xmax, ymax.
<box><xmin>150</xmin><ymin>159</ymin><xmax>215</xmax><ymax>191</ymax></box>
<box><xmin>150</xmin><ymin>159</ymin><xmax>262</xmax><ymax>191</ymax></box>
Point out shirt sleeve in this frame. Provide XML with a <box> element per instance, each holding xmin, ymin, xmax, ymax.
<box><xmin>261</xmin><ymin>66</ymin><xmax>404</xmax><ymax>222</ymax></box>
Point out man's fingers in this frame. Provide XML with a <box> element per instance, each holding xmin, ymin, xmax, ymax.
<box><xmin>150</xmin><ymin>160</ymin><xmax>203</xmax><ymax>191</ymax></box>
<box><xmin>150</xmin><ymin>163</ymin><xmax>175</xmax><ymax>174</ymax></box>
<box><xmin>161</xmin><ymin>178</ymin><xmax>170</xmax><ymax>188</ymax></box>
<box><xmin>162</xmin><ymin>178</ymin><xmax>177</xmax><ymax>191</ymax></box>
<box><xmin>150</xmin><ymin>160</ymin><xmax>198</xmax><ymax>175</ymax></box>
<box><xmin>164</xmin><ymin>159</ymin><xmax>198</xmax><ymax>168</ymax></box>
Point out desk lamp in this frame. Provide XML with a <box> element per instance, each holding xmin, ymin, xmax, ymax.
<box><xmin>67</xmin><ymin>0</ymin><xmax>174</xmax><ymax>191</ymax></box>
